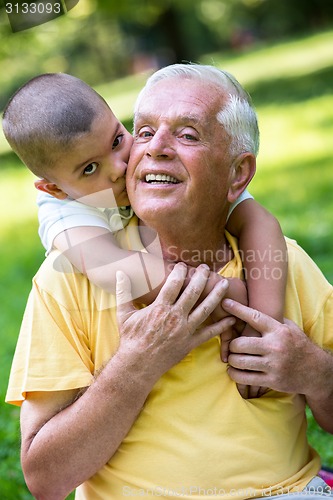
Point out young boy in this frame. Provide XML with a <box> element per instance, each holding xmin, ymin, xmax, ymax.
<box><xmin>2</xmin><ymin>72</ymin><xmax>287</xmax><ymax>396</ymax></box>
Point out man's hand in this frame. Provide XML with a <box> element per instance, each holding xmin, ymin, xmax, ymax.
<box><xmin>19</xmin><ymin>264</ymin><xmax>237</xmax><ymax>499</ymax></box>
<box><xmin>116</xmin><ymin>263</ymin><xmax>236</xmax><ymax>381</ymax></box>
<box><xmin>222</xmin><ymin>299</ymin><xmax>333</xmax><ymax>401</ymax></box>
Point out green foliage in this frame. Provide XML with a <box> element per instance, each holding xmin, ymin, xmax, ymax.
<box><xmin>0</xmin><ymin>406</ymin><xmax>32</xmax><ymax>499</ymax></box>
<box><xmin>0</xmin><ymin>28</ymin><xmax>333</xmax><ymax>498</ymax></box>
<box><xmin>0</xmin><ymin>168</ymin><xmax>74</xmax><ymax>498</ymax></box>
<box><xmin>0</xmin><ymin>5</ymin><xmax>132</xmax><ymax>110</ymax></box>
<box><xmin>2</xmin><ymin>0</ymin><xmax>333</xmax><ymax>115</ymax></box>
<box><xmin>0</xmin><ymin>181</ymin><xmax>41</xmax><ymax>497</ymax></box>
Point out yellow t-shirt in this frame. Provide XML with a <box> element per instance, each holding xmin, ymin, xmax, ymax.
<box><xmin>6</xmin><ymin>218</ymin><xmax>333</xmax><ymax>499</ymax></box>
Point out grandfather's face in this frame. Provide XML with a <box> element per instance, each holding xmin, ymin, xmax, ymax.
<box><xmin>126</xmin><ymin>77</ymin><xmax>234</xmax><ymax>230</ymax></box>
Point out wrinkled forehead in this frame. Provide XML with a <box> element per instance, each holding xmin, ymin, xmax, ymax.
<box><xmin>134</xmin><ymin>77</ymin><xmax>225</xmax><ymax>127</ymax></box>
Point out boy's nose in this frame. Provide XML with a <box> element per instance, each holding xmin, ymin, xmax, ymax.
<box><xmin>109</xmin><ymin>158</ymin><xmax>127</xmax><ymax>182</ymax></box>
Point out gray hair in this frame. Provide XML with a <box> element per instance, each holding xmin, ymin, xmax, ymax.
<box><xmin>134</xmin><ymin>63</ymin><xmax>259</xmax><ymax>157</ymax></box>
<box><xmin>2</xmin><ymin>73</ymin><xmax>109</xmax><ymax>177</ymax></box>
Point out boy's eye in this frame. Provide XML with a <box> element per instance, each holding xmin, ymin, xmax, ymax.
<box><xmin>112</xmin><ymin>134</ymin><xmax>124</xmax><ymax>149</ymax></box>
<box><xmin>83</xmin><ymin>162</ymin><xmax>98</xmax><ymax>176</ymax></box>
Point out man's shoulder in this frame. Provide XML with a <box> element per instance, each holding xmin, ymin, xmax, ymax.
<box><xmin>285</xmin><ymin>236</ymin><xmax>308</xmax><ymax>255</ymax></box>
<box><xmin>285</xmin><ymin>236</ymin><xmax>331</xmax><ymax>286</ymax></box>
<box><xmin>285</xmin><ymin>236</ymin><xmax>309</xmax><ymax>265</ymax></box>
<box><xmin>34</xmin><ymin>250</ymin><xmax>87</xmax><ymax>297</ymax></box>
<box><xmin>37</xmin><ymin>250</ymin><xmax>76</xmax><ymax>275</ymax></box>
<box><xmin>34</xmin><ymin>251</ymin><xmax>117</xmax><ymax>312</ymax></box>
<box><xmin>284</xmin><ymin>237</ymin><xmax>333</xmax><ymax>318</ymax></box>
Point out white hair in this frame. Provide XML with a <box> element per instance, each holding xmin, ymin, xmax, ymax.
<box><xmin>134</xmin><ymin>63</ymin><xmax>259</xmax><ymax>157</ymax></box>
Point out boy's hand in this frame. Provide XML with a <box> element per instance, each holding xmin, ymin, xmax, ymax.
<box><xmin>210</xmin><ymin>277</ymin><xmax>247</xmax><ymax>322</ymax></box>
<box><xmin>213</xmin><ymin>277</ymin><xmax>247</xmax><ymax>362</ymax></box>
<box><xmin>182</xmin><ymin>271</ymin><xmax>251</xmax><ymax>368</ymax></box>
<box><xmin>215</xmin><ymin>279</ymin><xmax>269</xmax><ymax>398</ymax></box>
<box><xmin>236</xmin><ymin>324</ymin><xmax>269</xmax><ymax>399</ymax></box>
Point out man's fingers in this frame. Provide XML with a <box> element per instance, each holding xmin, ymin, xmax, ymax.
<box><xmin>227</xmin><ymin>366</ymin><xmax>264</xmax><ymax>387</ymax></box>
<box><xmin>228</xmin><ymin>352</ymin><xmax>265</xmax><ymax>371</ymax></box>
<box><xmin>156</xmin><ymin>262</ymin><xmax>188</xmax><ymax>305</ymax></box>
<box><xmin>176</xmin><ymin>264</ymin><xmax>211</xmax><ymax>313</ymax></box>
<box><xmin>222</xmin><ymin>299</ymin><xmax>281</xmax><ymax>335</ymax></box>
<box><xmin>189</xmin><ymin>278</ymin><xmax>229</xmax><ymax>328</ymax></box>
<box><xmin>229</xmin><ymin>336</ymin><xmax>264</xmax><ymax>355</ymax></box>
<box><xmin>197</xmin><ymin>316</ymin><xmax>236</xmax><ymax>346</ymax></box>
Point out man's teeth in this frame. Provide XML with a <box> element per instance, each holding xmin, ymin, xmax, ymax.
<box><xmin>145</xmin><ymin>173</ymin><xmax>179</xmax><ymax>184</ymax></box>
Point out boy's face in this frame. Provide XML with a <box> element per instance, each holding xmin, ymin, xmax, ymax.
<box><xmin>37</xmin><ymin>107</ymin><xmax>133</xmax><ymax>207</ymax></box>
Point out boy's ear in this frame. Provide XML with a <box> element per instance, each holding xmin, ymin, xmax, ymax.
<box><xmin>227</xmin><ymin>153</ymin><xmax>256</xmax><ymax>204</ymax></box>
<box><xmin>34</xmin><ymin>179</ymin><xmax>68</xmax><ymax>200</ymax></box>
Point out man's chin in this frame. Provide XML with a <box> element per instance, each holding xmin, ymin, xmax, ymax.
<box><xmin>134</xmin><ymin>199</ymin><xmax>179</xmax><ymax>224</ymax></box>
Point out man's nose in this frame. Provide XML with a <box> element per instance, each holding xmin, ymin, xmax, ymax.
<box><xmin>146</xmin><ymin>130</ymin><xmax>175</xmax><ymax>159</ymax></box>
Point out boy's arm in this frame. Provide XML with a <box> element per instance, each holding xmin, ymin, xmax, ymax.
<box><xmin>55</xmin><ymin>226</ymin><xmax>248</xmax><ymax>314</ymax></box>
<box><xmin>226</xmin><ymin>199</ymin><xmax>288</xmax><ymax>327</ymax></box>
<box><xmin>54</xmin><ymin>226</ymin><xmax>169</xmax><ymax>304</ymax></box>
<box><xmin>226</xmin><ymin>199</ymin><xmax>288</xmax><ymax>398</ymax></box>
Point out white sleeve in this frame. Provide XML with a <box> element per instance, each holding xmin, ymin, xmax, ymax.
<box><xmin>227</xmin><ymin>189</ymin><xmax>254</xmax><ymax>220</ymax></box>
<box><xmin>37</xmin><ymin>192</ymin><xmax>111</xmax><ymax>254</ymax></box>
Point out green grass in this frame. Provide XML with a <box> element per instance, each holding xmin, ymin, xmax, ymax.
<box><xmin>0</xmin><ymin>165</ymin><xmax>74</xmax><ymax>498</ymax></box>
<box><xmin>252</xmin><ymin>95</ymin><xmax>333</xmax><ymax>282</ymax></box>
<box><xmin>0</xmin><ymin>167</ymin><xmax>44</xmax><ymax>498</ymax></box>
<box><xmin>1</xmin><ymin>29</ymin><xmax>333</xmax><ymax>498</ymax></box>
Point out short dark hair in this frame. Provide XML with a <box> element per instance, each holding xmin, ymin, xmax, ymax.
<box><xmin>2</xmin><ymin>73</ymin><xmax>109</xmax><ymax>177</ymax></box>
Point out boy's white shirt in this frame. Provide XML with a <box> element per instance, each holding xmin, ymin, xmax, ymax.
<box><xmin>227</xmin><ymin>189</ymin><xmax>253</xmax><ymax>218</ymax></box>
<box><xmin>37</xmin><ymin>192</ymin><xmax>133</xmax><ymax>254</ymax></box>
<box><xmin>37</xmin><ymin>190</ymin><xmax>253</xmax><ymax>254</ymax></box>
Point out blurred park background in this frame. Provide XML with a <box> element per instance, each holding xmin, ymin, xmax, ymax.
<box><xmin>0</xmin><ymin>0</ymin><xmax>333</xmax><ymax>498</ymax></box>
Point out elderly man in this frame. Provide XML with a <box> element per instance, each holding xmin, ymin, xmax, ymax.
<box><xmin>6</xmin><ymin>64</ymin><xmax>333</xmax><ymax>500</ymax></box>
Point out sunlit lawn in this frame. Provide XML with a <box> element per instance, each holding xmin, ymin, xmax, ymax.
<box><xmin>1</xmin><ymin>29</ymin><xmax>333</xmax><ymax>498</ymax></box>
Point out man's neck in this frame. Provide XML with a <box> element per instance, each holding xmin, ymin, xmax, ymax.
<box><xmin>138</xmin><ymin>220</ymin><xmax>233</xmax><ymax>272</ymax></box>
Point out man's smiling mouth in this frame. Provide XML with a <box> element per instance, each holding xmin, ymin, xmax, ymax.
<box><xmin>145</xmin><ymin>173</ymin><xmax>180</xmax><ymax>184</ymax></box>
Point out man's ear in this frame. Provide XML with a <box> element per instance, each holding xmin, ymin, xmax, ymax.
<box><xmin>34</xmin><ymin>178</ymin><xmax>68</xmax><ymax>200</ymax></box>
<box><xmin>227</xmin><ymin>153</ymin><xmax>256</xmax><ymax>204</ymax></box>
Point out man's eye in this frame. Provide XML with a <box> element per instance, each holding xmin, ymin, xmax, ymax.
<box><xmin>183</xmin><ymin>134</ymin><xmax>196</xmax><ymax>140</ymax></box>
<box><xmin>83</xmin><ymin>162</ymin><xmax>98</xmax><ymax>176</ymax></box>
<box><xmin>136</xmin><ymin>128</ymin><xmax>153</xmax><ymax>139</ymax></box>
<box><xmin>112</xmin><ymin>134</ymin><xmax>124</xmax><ymax>149</ymax></box>
<box><xmin>180</xmin><ymin>128</ymin><xmax>198</xmax><ymax>141</ymax></box>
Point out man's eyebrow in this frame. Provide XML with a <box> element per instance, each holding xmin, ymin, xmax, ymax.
<box><xmin>134</xmin><ymin>112</ymin><xmax>203</xmax><ymax>126</ymax></box>
<box><xmin>177</xmin><ymin>114</ymin><xmax>202</xmax><ymax>126</ymax></box>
